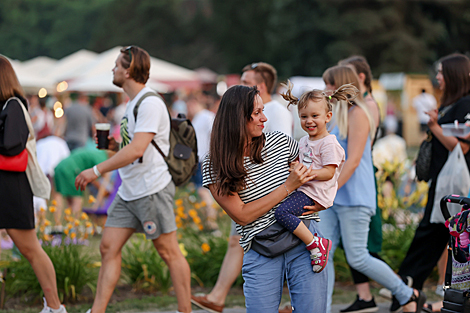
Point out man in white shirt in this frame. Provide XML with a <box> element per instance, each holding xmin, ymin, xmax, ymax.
<box><xmin>191</xmin><ymin>61</ymin><xmax>294</xmax><ymax>313</ymax></box>
<box><xmin>241</xmin><ymin>62</ymin><xmax>293</xmax><ymax>137</ymax></box>
<box><xmin>413</xmin><ymin>89</ymin><xmax>437</xmax><ymax>132</ymax></box>
<box><xmin>75</xmin><ymin>46</ymin><xmax>191</xmax><ymax>313</ymax></box>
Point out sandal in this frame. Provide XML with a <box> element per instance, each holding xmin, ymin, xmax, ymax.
<box><xmin>421</xmin><ymin>301</ymin><xmax>443</xmax><ymax>313</ymax></box>
<box><xmin>403</xmin><ymin>289</ymin><xmax>427</xmax><ymax>313</ymax></box>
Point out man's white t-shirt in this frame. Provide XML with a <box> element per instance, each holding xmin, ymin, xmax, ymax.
<box><xmin>118</xmin><ymin>87</ymin><xmax>172</xmax><ymax>201</ymax></box>
<box><xmin>263</xmin><ymin>100</ymin><xmax>293</xmax><ymax>137</ymax></box>
<box><xmin>191</xmin><ymin>109</ymin><xmax>215</xmax><ymax>162</ymax></box>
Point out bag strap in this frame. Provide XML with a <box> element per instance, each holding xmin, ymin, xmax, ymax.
<box><xmin>132</xmin><ymin>91</ymin><xmax>170</xmax><ymax>163</ymax></box>
<box><xmin>4</xmin><ymin>97</ymin><xmax>35</xmax><ymax>141</ymax></box>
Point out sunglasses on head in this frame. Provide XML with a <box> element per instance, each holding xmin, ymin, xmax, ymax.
<box><xmin>125</xmin><ymin>45</ymin><xmax>134</xmax><ymax>63</ymax></box>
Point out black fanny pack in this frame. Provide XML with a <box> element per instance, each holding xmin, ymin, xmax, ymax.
<box><xmin>250</xmin><ymin>220</ymin><xmax>310</xmax><ymax>258</ymax></box>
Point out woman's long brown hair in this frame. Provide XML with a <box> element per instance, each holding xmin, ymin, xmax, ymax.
<box><xmin>0</xmin><ymin>55</ymin><xmax>24</xmax><ymax>102</ymax></box>
<box><xmin>439</xmin><ymin>53</ymin><xmax>470</xmax><ymax>107</ymax></box>
<box><xmin>209</xmin><ymin>85</ymin><xmax>264</xmax><ymax>196</ymax></box>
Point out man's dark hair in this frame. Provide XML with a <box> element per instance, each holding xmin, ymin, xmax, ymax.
<box><xmin>242</xmin><ymin>62</ymin><xmax>277</xmax><ymax>94</ymax></box>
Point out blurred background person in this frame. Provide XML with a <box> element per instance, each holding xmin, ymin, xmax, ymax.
<box><xmin>186</xmin><ymin>92</ymin><xmax>218</xmax><ymax>231</ymax></box>
<box><xmin>61</xmin><ymin>92</ymin><xmax>94</xmax><ymax>151</ymax></box>
<box><xmin>413</xmin><ymin>88</ymin><xmax>437</xmax><ymax>133</ymax></box>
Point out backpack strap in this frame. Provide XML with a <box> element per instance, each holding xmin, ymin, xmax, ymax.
<box><xmin>132</xmin><ymin>91</ymin><xmax>171</xmax><ymax>163</ymax></box>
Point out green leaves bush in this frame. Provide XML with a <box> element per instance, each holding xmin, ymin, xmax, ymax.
<box><xmin>6</xmin><ymin>239</ymin><xmax>97</xmax><ymax>303</ymax></box>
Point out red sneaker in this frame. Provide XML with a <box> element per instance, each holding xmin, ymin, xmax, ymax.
<box><xmin>306</xmin><ymin>234</ymin><xmax>332</xmax><ymax>273</ymax></box>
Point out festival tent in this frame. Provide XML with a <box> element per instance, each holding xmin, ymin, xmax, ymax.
<box><xmin>64</xmin><ymin>47</ymin><xmax>171</xmax><ymax>93</ymax></box>
<box><xmin>8</xmin><ymin>57</ymin><xmax>56</xmax><ymax>94</ymax></box>
<box><xmin>64</xmin><ymin>46</ymin><xmax>198</xmax><ymax>93</ymax></box>
<box><xmin>44</xmin><ymin>49</ymin><xmax>98</xmax><ymax>83</ymax></box>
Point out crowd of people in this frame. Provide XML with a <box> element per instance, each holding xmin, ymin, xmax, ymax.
<box><xmin>1</xmin><ymin>45</ymin><xmax>470</xmax><ymax>313</ymax></box>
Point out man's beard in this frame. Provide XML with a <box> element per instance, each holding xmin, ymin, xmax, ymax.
<box><xmin>112</xmin><ymin>78</ymin><xmax>123</xmax><ymax>88</ymax></box>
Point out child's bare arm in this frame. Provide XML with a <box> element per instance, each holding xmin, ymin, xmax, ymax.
<box><xmin>308</xmin><ymin>165</ymin><xmax>336</xmax><ymax>181</ymax></box>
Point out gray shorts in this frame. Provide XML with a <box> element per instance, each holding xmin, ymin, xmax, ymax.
<box><xmin>105</xmin><ymin>181</ymin><xmax>176</xmax><ymax>240</ymax></box>
<box><xmin>230</xmin><ymin>219</ymin><xmax>241</xmax><ymax>237</ymax></box>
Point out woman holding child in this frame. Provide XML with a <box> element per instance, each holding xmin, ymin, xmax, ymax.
<box><xmin>202</xmin><ymin>85</ymin><xmax>328</xmax><ymax>312</ymax></box>
<box><xmin>318</xmin><ymin>65</ymin><xmax>425</xmax><ymax>313</ymax></box>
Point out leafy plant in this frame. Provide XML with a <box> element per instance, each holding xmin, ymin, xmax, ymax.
<box><xmin>6</xmin><ymin>239</ymin><xmax>98</xmax><ymax>303</ymax></box>
<box><xmin>121</xmin><ymin>235</ymin><xmax>172</xmax><ymax>293</ymax></box>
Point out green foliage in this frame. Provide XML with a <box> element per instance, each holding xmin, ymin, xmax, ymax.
<box><xmin>2</xmin><ymin>0</ymin><xmax>470</xmax><ymax>75</ymax></box>
<box><xmin>182</xmin><ymin>227</ymin><xmax>243</xmax><ymax>288</ymax></box>
<box><xmin>121</xmin><ymin>235</ymin><xmax>172</xmax><ymax>293</ymax></box>
<box><xmin>379</xmin><ymin>223</ymin><xmax>417</xmax><ymax>271</ymax></box>
<box><xmin>6</xmin><ymin>240</ymin><xmax>97</xmax><ymax>303</ymax></box>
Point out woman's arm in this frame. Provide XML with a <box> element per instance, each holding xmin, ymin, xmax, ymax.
<box><xmin>209</xmin><ymin>163</ymin><xmax>316</xmax><ymax>226</ymax></box>
<box><xmin>427</xmin><ymin>109</ymin><xmax>470</xmax><ymax>154</ymax></box>
<box><xmin>337</xmin><ymin>106</ymin><xmax>370</xmax><ymax>189</ymax></box>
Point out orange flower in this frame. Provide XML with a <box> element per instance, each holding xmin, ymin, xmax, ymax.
<box><xmin>64</xmin><ymin>229</ymin><xmax>69</xmax><ymax>235</ymax></box>
<box><xmin>201</xmin><ymin>243</ymin><xmax>210</xmax><ymax>253</ymax></box>
<box><xmin>74</xmin><ymin>220</ymin><xmax>80</xmax><ymax>227</ymax></box>
<box><xmin>51</xmin><ymin>200</ymin><xmax>57</xmax><ymax>206</ymax></box>
<box><xmin>70</xmin><ymin>232</ymin><xmax>77</xmax><ymax>239</ymax></box>
<box><xmin>175</xmin><ymin>199</ymin><xmax>183</xmax><ymax>206</ymax></box>
<box><xmin>198</xmin><ymin>224</ymin><xmax>203</xmax><ymax>231</ymax></box>
<box><xmin>88</xmin><ymin>195</ymin><xmax>96</xmax><ymax>203</ymax></box>
<box><xmin>81</xmin><ymin>212</ymin><xmax>89</xmax><ymax>220</ymax></box>
<box><xmin>49</xmin><ymin>206</ymin><xmax>56</xmax><ymax>213</ymax></box>
<box><xmin>188</xmin><ymin>209</ymin><xmax>197</xmax><ymax>218</ymax></box>
<box><xmin>64</xmin><ymin>208</ymin><xmax>72</xmax><ymax>216</ymax></box>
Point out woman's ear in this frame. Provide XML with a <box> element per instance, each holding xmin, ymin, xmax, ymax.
<box><xmin>358</xmin><ymin>72</ymin><xmax>366</xmax><ymax>85</ymax></box>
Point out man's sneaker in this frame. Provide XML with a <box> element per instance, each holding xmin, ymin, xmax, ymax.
<box><xmin>85</xmin><ymin>310</ymin><xmax>91</xmax><ymax>313</ymax></box>
<box><xmin>307</xmin><ymin>234</ymin><xmax>332</xmax><ymax>273</ymax></box>
<box><xmin>340</xmin><ymin>295</ymin><xmax>378</xmax><ymax>313</ymax></box>
<box><xmin>39</xmin><ymin>298</ymin><xmax>67</xmax><ymax>313</ymax></box>
<box><xmin>191</xmin><ymin>294</ymin><xmax>224</xmax><ymax>313</ymax></box>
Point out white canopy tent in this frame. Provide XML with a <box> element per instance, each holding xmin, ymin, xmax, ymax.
<box><xmin>7</xmin><ymin>57</ymin><xmax>56</xmax><ymax>94</ymax></box>
<box><xmin>64</xmin><ymin>46</ymin><xmax>198</xmax><ymax>93</ymax></box>
<box><xmin>45</xmin><ymin>49</ymin><xmax>98</xmax><ymax>83</ymax></box>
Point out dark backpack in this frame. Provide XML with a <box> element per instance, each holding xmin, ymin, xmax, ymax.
<box><xmin>133</xmin><ymin>92</ymin><xmax>198</xmax><ymax>186</ymax></box>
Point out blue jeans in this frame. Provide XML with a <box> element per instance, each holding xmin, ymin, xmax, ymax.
<box><xmin>242</xmin><ymin>221</ymin><xmax>327</xmax><ymax>313</ymax></box>
<box><xmin>318</xmin><ymin>204</ymin><xmax>413</xmax><ymax>313</ymax></box>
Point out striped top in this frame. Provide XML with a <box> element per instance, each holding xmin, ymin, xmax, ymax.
<box><xmin>203</xmin><ymin>131</ymin><xmax>319</xmax><ymax>253</ymax></box>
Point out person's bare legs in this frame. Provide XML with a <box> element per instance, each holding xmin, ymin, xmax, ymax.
<box><xmin>70</xmin><ymin>196</ymin><xmax>83</xmax><ymax>218</ymax></box>
<box><xmin>90</xmin><ymin>227</ymin><xmax>135</xmax><ymax>313</ymax></box>
<box><xmin>205</xmin><ymin>235</ymin><xmax>243</xmax><ymax>306</ymax></box>
<box><xmin>198</xmin><ymin>187</ymin><xmax>218</xmax><ymax>230</ymax></box>
<box><xmin>356</xmin><ymin>282</ymin><xmax>373</xmax><ymax>301</ymax></box>
<box><xmin>152</xmin><ymin>231</ymin><xmax>191</xmax><ymax>313</ymax></box>
<box><xmin>6</xmin><ymin>229</ymin><xmax>61</xmax><ymax>309</ymax></box>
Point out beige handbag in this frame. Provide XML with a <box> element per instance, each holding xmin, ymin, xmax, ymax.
<box><xmin>5</xmin><ymin>97</ymin><xmax>51</xmax><ymax>199</ymax></box>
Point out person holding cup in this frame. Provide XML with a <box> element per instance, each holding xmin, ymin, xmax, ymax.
<box><xmin>95</xmin><ymin>123</ymin><xmax>111</xmax><ymax>150</ymax></box>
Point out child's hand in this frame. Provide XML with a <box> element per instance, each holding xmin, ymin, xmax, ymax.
<box><xmin>302</xmin><ymin>203</ymin><xmax>326</xmax><ymax>215</ymax></box>
<box><xmin>289</xmin><ymin>161</ymin><xmax>299</xmax><ymax>172</ymax></box>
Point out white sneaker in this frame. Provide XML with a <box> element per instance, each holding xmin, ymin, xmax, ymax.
<box><xmin>39</xmin><ymin>297</ymin><xmax>67</xmax><ymax>313</ymax></box>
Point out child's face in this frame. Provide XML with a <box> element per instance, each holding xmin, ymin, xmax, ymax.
<box><xmin>299</xmin><ymin>100</ymin><xmax>332</xmax><ymax>140</ymax></box>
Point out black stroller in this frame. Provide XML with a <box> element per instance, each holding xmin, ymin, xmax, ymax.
<box><xmin>440</xmin><ymin>195</ymin><xmax>470</xmax><ymax>313</ymax></box>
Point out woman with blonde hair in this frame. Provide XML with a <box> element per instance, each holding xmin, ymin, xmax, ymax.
<box><xmin>318</xmin><ymin>65</ymin><xmax>425</xmax><ymax>313</ymax></box>
<box><xmin>0</xmin><ymin>55</ymin><xmax>67</xmax><ymax>313</ymax></box>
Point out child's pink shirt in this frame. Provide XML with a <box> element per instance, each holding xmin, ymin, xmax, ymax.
<box><xmin>298</xmin><ymin>134</ymin><xmax>345</xmax><ymax>208</ymax></box>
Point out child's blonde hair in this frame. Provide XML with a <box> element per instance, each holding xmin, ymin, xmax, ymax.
<box><xmin>281</xmin><ymin>80</ymin><xmax>360</xmax><ymax>129</ymax></box>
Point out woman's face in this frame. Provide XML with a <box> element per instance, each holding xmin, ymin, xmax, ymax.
<box><xmin>246</xmin><ymin>95</ymin><xmax>266</xmax><ymax>140</ymax></box>
<box><xmin>325</xmin><ymin>83</ymin><xmax>335</xmax><ymax>92</ymax></box>
<box><xmin>436</xmin><ymin>63</ymin><xmax>445</xmax><ymax>90</ymax></box>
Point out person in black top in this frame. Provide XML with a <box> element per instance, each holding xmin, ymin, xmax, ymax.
<box><xmin>0</xmin><ymin>55</ymin><xmax>67</xmax><ymax>312</ymax></box>
<box><xmin>394</xmin><ymin>53</ymin><xmax>470</xmax><ymax>313</ymax></box>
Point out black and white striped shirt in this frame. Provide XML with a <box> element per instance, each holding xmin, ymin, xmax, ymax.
<box><xmin>203</xmin><ymin>131</ymin><xmax>319</xmax><ymax>253</ymax></box>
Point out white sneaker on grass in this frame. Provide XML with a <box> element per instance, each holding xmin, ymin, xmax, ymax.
<box><xmin>39</xmin><ymin>297</ymin><xmax>67</xmax><ymax>313</ymax></box>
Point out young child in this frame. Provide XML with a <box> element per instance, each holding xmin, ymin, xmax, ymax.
<box><xmin>275</xmin><ymin>82</ymin><xmax>358</xmax><ymax>273</ymax></box>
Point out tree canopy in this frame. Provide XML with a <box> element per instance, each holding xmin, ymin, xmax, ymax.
<box><xmin>1</xmin><ymin>0</ymin><xmax>470</xmax><ymax>78</ymax></box>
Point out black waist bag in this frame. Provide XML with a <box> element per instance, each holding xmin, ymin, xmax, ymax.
<box><xmin>251</xmin><ymin>220</ymin><xmax>310</xmax><ymax>258</ymax></box>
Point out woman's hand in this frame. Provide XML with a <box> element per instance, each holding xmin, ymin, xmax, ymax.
<box><xmin>426</xmin><ymin>109</ymin><xmax>439</xmax><ymax>128</ymax></box>
<box><xmin>302</xmin><ymin>203</ymin><xmax>326</xmax><ymax>215</ymax></box>
<box><xmin>284</xmin><ymin>162</ymin><xmax>317</xmax><ymax>192</ymax></box>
